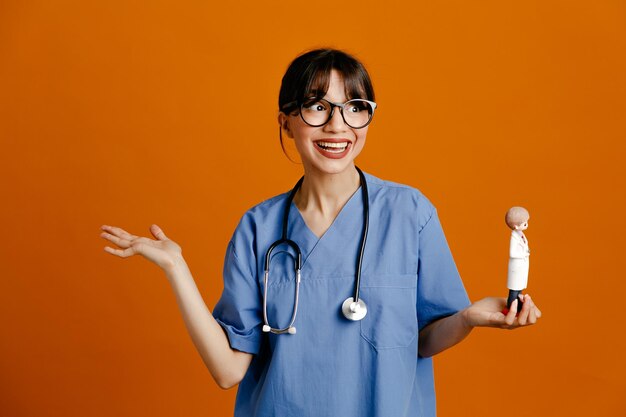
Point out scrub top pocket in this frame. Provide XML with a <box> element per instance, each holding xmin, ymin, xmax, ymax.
<box><xmin>359</xmin><ymin>274</ymin><xmax>418</xmax><ymax>350</ymax></box>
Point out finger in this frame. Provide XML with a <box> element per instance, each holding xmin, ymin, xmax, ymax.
<box><xmin>525</xmin><ymin>294</ymin><xmax>542</xmax><ymax>318</ymax></box>
<box><xmin>517</xmin><ymin>294</ymin><xmax>532</xmax><ymax>325</ymax></box>
<box><xmin>100</xmin><ymin>231</ymin><xmax>132</xmax><ymax>248</ymax></box>
<box><xmin>150</xmin><ymin>224</ymin><xmax>168</xmax><ymax>241</ymax></box>
<box><xmin>528</xmin><ymin>295</ymin><xmax>541</xmax><ymax>324</ymax></box>
<box><xmin>103</xmin><ymin>245</ymin><xmax>137</xmax><ymax>258</ymax></box>
<box><xmin>101</xmin><ymin>225</ymin><xmax>138</xmax><ymax>240</ymax></box>
<box><xmin>504</xmin><ymin>299</ymin><xmax>517</xmax><ymax>327</ymax></box>
<box><xmin>525</xmin><ymin>295</ymin><xmax>537</xmax><ymax>324</ymax></box>
<box><xmin>528</xmin><ymin>305</ymin><xmax>537</xmax><ymax>324</ymax></box>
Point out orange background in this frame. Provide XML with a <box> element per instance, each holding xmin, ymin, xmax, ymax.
<box><xmin>1</xmin><ymin>1</ymin><xmax>625</xmax><ymax>416</ymax></box>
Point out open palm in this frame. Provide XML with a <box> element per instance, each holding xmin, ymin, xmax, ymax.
<box><xmin>464</xmin><ymin>295</ymin><xmax>542</xmax><ymax>329</ymax></box>
<box><xmin>100</xmin><ymin>224</ymin><xmax>182</xmax><ymax>271</ymax></box>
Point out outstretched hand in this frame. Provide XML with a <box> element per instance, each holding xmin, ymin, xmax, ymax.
<box><xmin>463</xmin><ymin>294</ymin><xmax>542</xmax><ymax>330</ymax></box>
<box><xmin>100</xmin><ymin>224</ymin><xmax>183</xmax><ymax>271</ymax></box>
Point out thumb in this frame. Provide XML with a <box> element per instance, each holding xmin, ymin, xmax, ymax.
<box><xmin>150</xmin><ymin>224</ymin><xmax>168</xmax><ymax>241</ymax></box>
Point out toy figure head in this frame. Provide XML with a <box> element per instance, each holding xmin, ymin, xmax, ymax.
<box><xmin>505</xmin><ymin>206</ymin><xmax>530</xmax><ymax>231</ymax></box>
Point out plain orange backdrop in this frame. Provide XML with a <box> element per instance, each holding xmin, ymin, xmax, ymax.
<box><xmin>1</xmin><ymin>1</ymin><xmax>625</xmax><ymax>416</ymax></box>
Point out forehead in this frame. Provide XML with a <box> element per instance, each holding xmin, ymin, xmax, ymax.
<box><xmin>323</xmin><ymin>71</ymin><xmax>346</xmax><ymax>100</ymax></box>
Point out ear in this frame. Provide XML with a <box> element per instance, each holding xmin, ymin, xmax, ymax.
<box><xmin>278</xmin><ymin>112</ymin><xmax>293</xmax><ymax>139</ymax></box>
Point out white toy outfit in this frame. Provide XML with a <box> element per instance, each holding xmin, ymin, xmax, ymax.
<box><xmin>507</xmin><ymin>230</ymin><xmax>530</xmax><ymax>291</ymax></box>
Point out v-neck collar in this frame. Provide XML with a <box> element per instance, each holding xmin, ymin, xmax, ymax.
<box><xmin>288</xmin><ymin>184</ymin><xmax>363</xmax><ymax>267</ymax></box>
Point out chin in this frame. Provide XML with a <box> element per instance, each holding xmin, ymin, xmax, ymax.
<box><xmin>305</xmin><ymin>160</ymin><xmax>349</xmax><ymax>175</ymax></box>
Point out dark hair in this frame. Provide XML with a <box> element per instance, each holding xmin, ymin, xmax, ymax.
<box><xmin>278</xmin><ymin>48</ymin><xmax>375</xmax><ymax>158</ymax></box>
<box><xmin>279</xmin><ymin>48</ymin><xmax>375</xmax><ymax>111</ymax></box>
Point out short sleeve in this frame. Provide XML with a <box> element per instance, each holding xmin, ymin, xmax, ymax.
<box><xmin>416</xmin><ymin>208</ymin><xmax>471</xmax><ymax>332</ymax></box>
<box><xmin>212</xmin><ymin>220</ymin><xmax>263</xmax><ymax>355</ymax></box>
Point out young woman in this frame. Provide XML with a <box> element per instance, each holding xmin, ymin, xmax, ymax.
<box><xmin>100</xmin><ymin>48</ymin><xmax>541</xmax><ymax>417</ymax></box>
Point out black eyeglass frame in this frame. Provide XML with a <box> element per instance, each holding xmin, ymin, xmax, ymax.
<box><xmin>281</xmin><ymin>97</ymin><xmax>378</xmax><ymax>129</ymax></box>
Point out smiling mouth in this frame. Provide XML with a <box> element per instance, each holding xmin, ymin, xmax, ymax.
<box><xmin>315</xmin><ymin>141</ymin><xmax>350</xmax><ymax>153</ymax></box>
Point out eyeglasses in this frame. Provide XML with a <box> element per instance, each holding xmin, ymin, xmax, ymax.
<box><xmin>283</xmin><ymin>97</ymin><xmax>377</xmax><ymax>129</ymax></box>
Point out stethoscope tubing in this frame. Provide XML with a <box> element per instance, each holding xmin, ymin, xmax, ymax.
<box><xmin>352</xmin><ymin>167</ymin><xmax>369</xmax><ymax>304</ymax></box>
<box><xmin>262</xmin><ymin>166</ymin><xmax>369</xmax><ymax>334</ymax></box>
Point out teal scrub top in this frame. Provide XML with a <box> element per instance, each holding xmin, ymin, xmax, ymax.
<box><xmin>213</xmin><ymin>172</ymin><xmax>471</xmax><ymax>417</ymax></box>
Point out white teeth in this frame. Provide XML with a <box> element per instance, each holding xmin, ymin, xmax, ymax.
<box><xmin>316</xmin><ymin>141</ymin><xmax>349</xmax><ymax>150</ymax></box>
<box><xmin>317</xmin><ymin>141</ymin><xmax>348</xmax><ymax>148</ymax></box>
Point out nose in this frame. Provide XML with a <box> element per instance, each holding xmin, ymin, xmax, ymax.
<box><xmin>323</xmin><ymin>105</ymin><xmax>348</xmax><ymax>132</ymax></box>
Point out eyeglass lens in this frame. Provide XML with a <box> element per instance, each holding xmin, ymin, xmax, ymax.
<box><xmin>300</xmin><ymin>98</ymin><xmax>374</xmax><ymax>128</ymax></box>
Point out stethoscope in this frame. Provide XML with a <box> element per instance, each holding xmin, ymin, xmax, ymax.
<box><xmin>262</xmin><ymin>166</ymin><xmax>369</xmax><ymax>335</ymax></box>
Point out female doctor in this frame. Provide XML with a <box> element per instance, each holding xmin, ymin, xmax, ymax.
<box><xmin>100</xmin><ymin>48</ymin><xmax>541</xmax><ymax>417</ymax></box>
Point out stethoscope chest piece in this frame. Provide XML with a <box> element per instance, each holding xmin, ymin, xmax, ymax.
<box><xmin>341</xmin><ymin>297</ymin><xmax>368</xmax><ymax>321</ymax></box>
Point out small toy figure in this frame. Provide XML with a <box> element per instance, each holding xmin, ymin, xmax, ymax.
<box><xmin>505</xmin><ymin>206</ymin><xmax>530</xmax><ymax>312</ymax></box>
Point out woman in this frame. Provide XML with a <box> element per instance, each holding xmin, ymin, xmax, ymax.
<box><xmin>100</xmin><ymin>48</ymin><xmax>541</xmax><ymax>417</ymax></box>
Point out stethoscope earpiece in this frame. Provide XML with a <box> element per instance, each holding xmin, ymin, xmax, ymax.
<box><xmin>262</xmin><ymin>167</ymin><xmax>369</xmax><ymax>335</ymax></box>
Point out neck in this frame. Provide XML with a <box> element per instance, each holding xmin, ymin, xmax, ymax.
<box><xmin>294</xmin><ymin>165</ymin><xmax>361</xmax><ymax>218</ymax></box>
